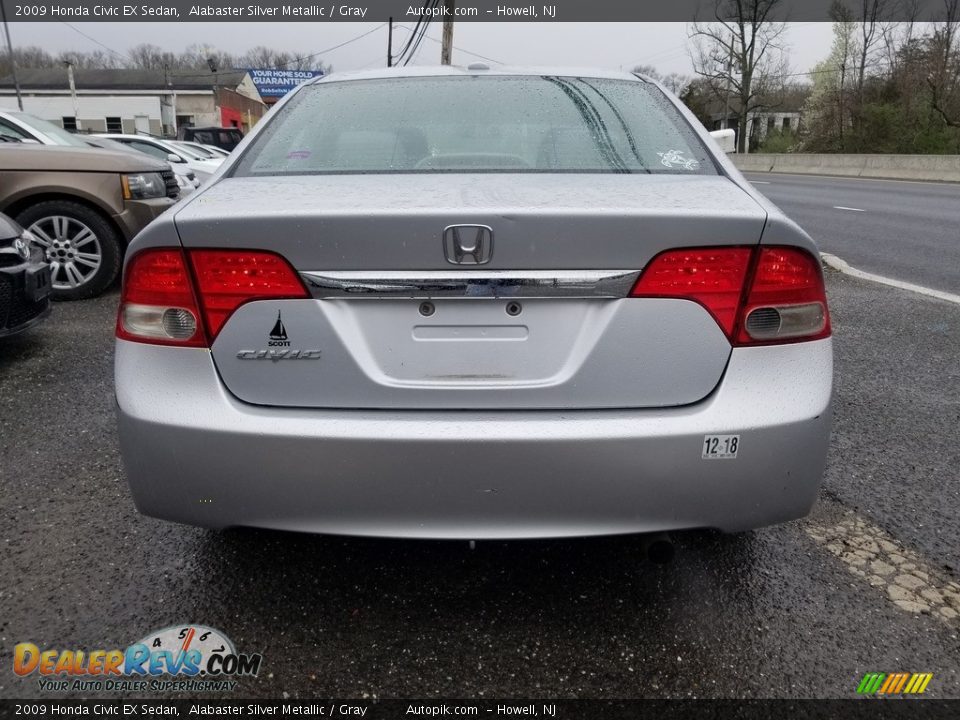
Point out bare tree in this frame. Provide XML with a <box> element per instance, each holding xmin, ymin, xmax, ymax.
<box><xmin>0</xmin><ymin>46</ymin><xmax>54</xmax><ymax>76</ymax></box>
<box><xmin>927</xmin><ymin>0</ymin><xmax>960</xmax><ymax>127</ymax></box>
<box><xmin>689</xmin><ymin>0</ymin><xmax>790</xmax><ymax>153</ymax></box>
<box><xmin>241</xmin><ymin>46</ymin><xmax>287</xmax><ymax>68</ymax></box>
<box><xmin>880</xmin><ymin>5</ymin><xmax>919</xmax><ymax>76</ymax></box>
<box><xmin>237</xmin><ymin>46</ymin><xmax>328</xmax><ymax>72</ymax></box>
<box><xmin>631</xmin><ymin>64</ymin><xmax>693</xmax><ymax>95</ymax></box>
<box><xmin>56</xmin><ymin>49</ymin><xmax>121</xmax><ymax>69</ymax></box>
<box><xmin>829</xmin><ymin>1</ymin><xmax>856</xmax><ymax>148</ymax></box>
<box><xmin>0</xmin><ymin>41</ymin><xmax>330</xmax><ymax>81</ymax></box>
<box><xmin>86</xmin><ymin>50</ymin><xmax>122</xmax><ymax>69</ymax></box>
<box><xmin>127</xmin><ymin>44</ymin><xmax>179</xmax><ymax>71</ymax></box>
<box><xmin>850</xmin><ymin>0</ymin><xmax>892</xmax><ymax>137</ymax></box>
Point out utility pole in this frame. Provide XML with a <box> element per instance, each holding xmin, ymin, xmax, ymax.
<box><xmin>1</xmin><ymin>1</ymin><xmax>24</xmax><ymax>111</ymax></box>
<box><xmin>721</xmin><ymin>31</ymin><xmax>734</xmax><ymax>133</ymax></box>
<box><xmin>64</xmin><ymin>60</ymin><xmax>80</xmax><ymax>131</ymax></box>
<box><xmin>207</xmin><ymin>56</ymin><xmax>219</xmax><ymax>129</ymax></box>
<box><xmin>164</xmin><ymin>63</ymin><xmax>177</xmax><ymax>137</ymax></box>
<box><xmin>440</xmin><ymin>0</ymin><xmax>455</xmax><ymax>65</ymax></box>
<box><xmin>387</xmin><ymin>17</ymin><xmax>393</xmax><ymax>67</ymax></box>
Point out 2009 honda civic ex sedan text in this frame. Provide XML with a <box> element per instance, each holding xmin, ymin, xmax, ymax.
<box><xmin>115</xmin><ymin>67</ymin><xmax>832</xmax><ymax>539</ymax></box>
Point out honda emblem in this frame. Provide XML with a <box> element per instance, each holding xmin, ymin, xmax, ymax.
<box><xmin>443</xmin><ymin>225</ymin><xmax>493</xmax><ymax>265</ymax></box>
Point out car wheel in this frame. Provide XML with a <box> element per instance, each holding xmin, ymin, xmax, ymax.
<box><xmin>15</xmin><ymin>200</ymin><xmax>122</xmax><ymax>300</ymax></box>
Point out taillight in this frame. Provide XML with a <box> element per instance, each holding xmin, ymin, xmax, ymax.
<box><xmin>630</xmin><ymin>245</ymin><xmax>830</xmax><ymax>346</ymax></box>
<box><xmin>735</xmin><ymin>246</ymin><xmax>830</xmax><ymax>345</ymax></box>
<box><xmin>117</xmin><ymin>248</ymin><xmax>206</xmax><ymax>347</ymax></box>
<box><xmin>117</xmin><ymin>248</ymin><xmax>308</xmax><ymax>347</ymax></box>
<box><xmin>188</xmin><ymin>250</ymin><xmax>308</xmax><ymax>338</ymax></box>
<box><xmin>630</xmin><ymin>247</ymin><xmax>753</xmax><ymax>338</ymax></box>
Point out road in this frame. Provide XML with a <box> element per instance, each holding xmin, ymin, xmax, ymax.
<box><xmin>743</xmin><ymin>172</ymin><xmax>960</xmax><ymax>293</ymax></box>
<box><xmin>2</xmin><ymin>260</ymin><xmax>959</xmax><ymax>700</ymax></box>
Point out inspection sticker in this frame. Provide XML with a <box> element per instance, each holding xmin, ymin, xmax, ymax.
<box><xmin>702</xmin><ymin>434</ymin><xmax>739</xmax><ymax>459</ymax></box>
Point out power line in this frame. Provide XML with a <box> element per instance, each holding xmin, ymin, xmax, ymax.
<box><xmin>394</xmin><ymin>23</ymin><xmax>503</xmax><ymax>65</ymax></box>
<box><xmin>391</xmin><ymin>19</ymin><xmax>425</xmax><ymax>65</ymax></box>
<box><xmin>701</xmin><ymin>65</ymin><xmax>873</xmax><ymax>84</ymax></box>
<box><xmin>402</xmin><ymin>8</ymin><xmax>436</xmax><ymax>66</ymax></box>
<box><xmin>359</xmin><ymin>52</ymin><xmax>390</xmax><ymax>69</ymax></box>
<box><xmin>169</xmin><ymin>23</ymin><xmax>389</xmax><ymax>77</ymax></box>
<box><xmin>625</xmin><ymin>46</ymin><xmax>689</xmax><ymax>70</ymax></box>
<box><xmin>55</xmin><ymin>18</ymin><xmax>497</xmax><ymax>77</ymax></box>
<box><xmin>269</xmin><ymin>22</ymin><xmax>389</xmax><ymax>69</ymax></box>
<box><xmin>391</xmin><ymin>0</ymin><xmax>438</xmax><ymax>66</ymax></box>
<box><xmin>59</xmin><ymin>22</ymin><xmax>127</xmax><ymax>59</ymax></box>
<box><xmin>402</xmin><ymin>25</ymin><xmax>429</xmax><ymax>66</ymax></box>
<box><xmin>57</xmin><ymin>22</ymin><xmax>388</xmax><ymax>79</ymax></box>
<box><xmin>625</xmin><ymin>22</ymin><xmax>825</xmax><ymax>76</ymax></box>
<box><xmin>407</xmin><ymin>24</ymin><xmax>432</xmax><ymax>65</ymax></box>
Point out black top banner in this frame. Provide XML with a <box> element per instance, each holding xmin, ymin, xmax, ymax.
<box><xmin>0</xmin><ymin>0</ymin><xmax>952</xmax><ymax>22</ymax></box>
<box><xmin>1</xmin><ymin>700</ymin><xmax>960</xmax><ymax>720</ymax></box>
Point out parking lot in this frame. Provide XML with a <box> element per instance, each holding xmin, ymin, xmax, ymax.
<box><xmin>1</xmin><ymin>174</ymin><xmax>958</xmax><ymax>700</ymax></box>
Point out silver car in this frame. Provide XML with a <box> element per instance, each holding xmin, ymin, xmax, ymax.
<box><xmin>115</xmin><ymin>67</ymin><xmax>832</xmax><ymax>539</ymax></box>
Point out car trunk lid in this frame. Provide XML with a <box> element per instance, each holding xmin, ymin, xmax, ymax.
<box><xmin>175</xmin><ymin>173</ymin><xmax>767</xmax><ymax>410</ymax></box>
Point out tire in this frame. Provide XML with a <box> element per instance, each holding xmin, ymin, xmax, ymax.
<box><xmin>15</xmin><ymin>200</ymin><xmax>123</xmax><ymax>300</ymax></box>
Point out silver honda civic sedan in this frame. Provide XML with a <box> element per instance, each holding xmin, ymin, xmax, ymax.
<box><xmin>115</xmin><ymin>67</ymin><xmax>832</xmax><ymax>539</ymax></box>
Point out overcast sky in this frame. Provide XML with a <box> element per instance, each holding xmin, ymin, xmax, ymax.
<box><xmin>8</xmin><ymin>22</ymin><xmax>835</xmax><ymax>78</ymax></box>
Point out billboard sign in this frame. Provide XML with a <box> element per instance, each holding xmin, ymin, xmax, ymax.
<box><xmin>247</xmin><ymin>69</ymin><xmax>324</xmax><ymax>99</ymax></box>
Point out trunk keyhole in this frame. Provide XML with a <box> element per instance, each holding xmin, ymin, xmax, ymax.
<box><xmin>419</xmin><ymin>301</ymin><xmax>436</xmax><ymax>317</ymax></box>
<box><xmin>506</xmin><ymin>301</ymin><xmax>522</xmax><ymax>317</ymax></box>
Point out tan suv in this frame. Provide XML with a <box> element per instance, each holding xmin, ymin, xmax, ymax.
<box><xmin>0</xmin><ymin>145</ymin><xmax>178</xmax><ymax>299</ymax></box>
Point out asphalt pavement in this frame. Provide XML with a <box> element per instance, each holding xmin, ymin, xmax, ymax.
<box><xmin>743</xmin><ymin>172</ymin><xmax>960</xmax><ymax>293</ymax></box>
<box><xmin>1</xmin><ymin>252</ymin><xmax>958</xmax><ymax>699</ymax></box>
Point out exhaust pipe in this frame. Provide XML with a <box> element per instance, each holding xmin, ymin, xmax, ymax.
<box><xmin>642</xmin><ymin>533</ymin><xmax>675</xmax><ymax>564</ymax></box>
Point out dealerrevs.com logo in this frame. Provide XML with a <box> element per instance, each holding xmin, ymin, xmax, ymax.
<box><xmin>14</xmin><ymin>624</ymin><xmax>263</xmax><ymax>693</ymax></box>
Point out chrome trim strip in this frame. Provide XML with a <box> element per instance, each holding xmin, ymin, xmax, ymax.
<box><xmin>300</xmin><ymin>270</ymin><xmax>641</xmax><ymax>299</ymax></box>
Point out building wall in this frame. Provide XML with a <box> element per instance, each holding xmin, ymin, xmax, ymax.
<box><xmin>747</xmin><ymin>112</ymin><xmax>800</xmax><ymax>140</ymax></box>
<box><xmin>2</xmin><ymin>84</ymin><xmax>265</xmax><ymax>136</ymax></box>
<box><xmin>117</xmin><ymin>118</ymin><xmax>163</xmax><ymax>135</ymax></box>
<box><xmin>215</xmin><ymin>87</ymin><xmax>266</xmax><ymax>133</ymax></box>
<box><xmin>172</xmin><ymin>94</ymin><xmax>218</xmax><ymax>128</ymax></box>
<box><xmin>0</xmin><ymin>94</ymin><xmax>161</xmax><ymax>133</ymax></box>
<box><xmin>220</xmin><ymin>106</ymin><xmax>243</xmax><ymax>130</ymax></box>
<box><xmin>711</xmin><ymin>112</ymin><xmax>801</xmax><ymax>135</ymax></box>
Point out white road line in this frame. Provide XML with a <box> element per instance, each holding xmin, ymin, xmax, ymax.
<box><xmin>821</xmin><ymin>253</ymin><xmax>960</xmax><ymax>305</ymax></box>
<box><xmin>833</xmin><ymin>205</ymin><xmax>865</xmax><ymax>212</ymax></box>
<box><xmin>750</xmin><ymin>180</ymin><xmax>771</xmax><ymax>184</ymax></box>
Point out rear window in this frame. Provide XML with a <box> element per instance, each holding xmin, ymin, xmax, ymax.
<box><xmin>232</xmin><ymin>76</ymin><xmax>716</xmax><ymax>176</ymax></box>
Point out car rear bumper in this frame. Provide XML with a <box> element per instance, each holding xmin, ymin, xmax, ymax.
<box><xmin>116</xmin><ymin>338</ymin><xmax>832</xmax><ymax>539</ymax></box>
